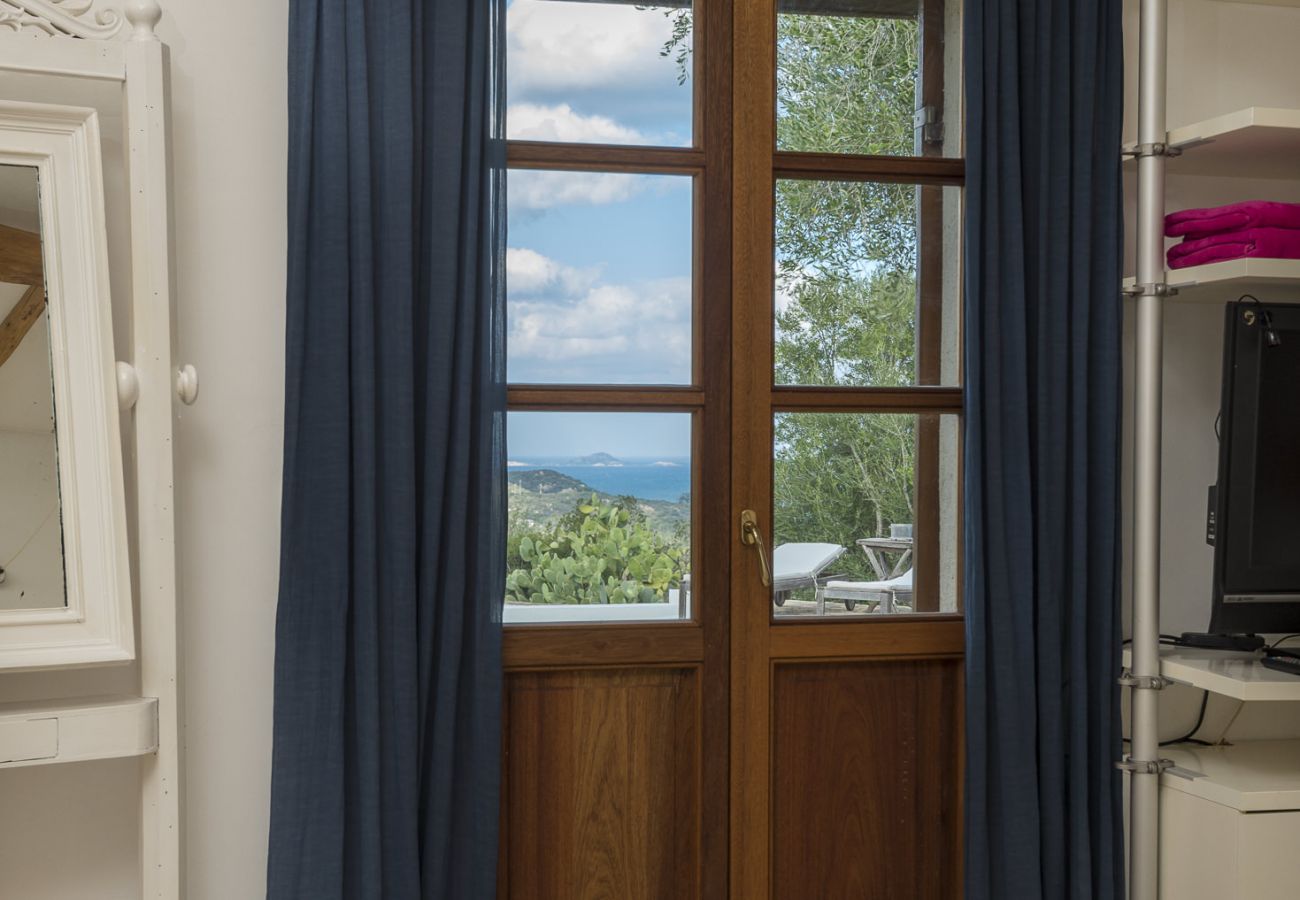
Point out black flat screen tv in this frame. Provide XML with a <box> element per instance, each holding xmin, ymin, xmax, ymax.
<box><xmin>1209</xmin><ymin>299</ymin><xmax>1300</xmax><ymax>635</ymax></box>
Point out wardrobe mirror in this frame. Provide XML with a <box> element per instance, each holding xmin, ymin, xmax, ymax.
<box><xmin>0</xmin><ymin>163</ymin><xmax>65</xmax><ymax>612</ymax></box>
<box><xmin>0</xmin><ymin>101</ymin><xmax>133</xmax><ymax>670</ymax></box>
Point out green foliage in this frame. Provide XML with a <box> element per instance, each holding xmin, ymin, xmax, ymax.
<box><xmin>776</xmin><ymin>263</ymin><xmax>917</xmax><ymax>388</ymax></box>
<box><xmin>775</xmin><ymin>15</ymin><xmax>918</xmax><ymax>156</ymax></box>
<box><xmin>769</xmin><ymin>15</ymin><xmax>923</xmax><ymax>556</ymax></box>
<box><xmin>776</xmin><ymin>179</ymin><xmax>917</xmax><ymax>281</ymax></box>
<box><xmin>506</xmin><ymin>494</ymin><xmax>688</xmax><ymax>605</ymax></box>
<box><xmin>656</xmin><ymin>5</ymin><xmax>692</xmax><ymax>85</ymax></box>
<box><xmin>774</xmin><ymin>413</ymin><xmax>915</xmax><ymax>569</ymax></box>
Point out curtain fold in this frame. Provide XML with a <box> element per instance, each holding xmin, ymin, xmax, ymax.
<box><xmin>267</xmin><ymin>0</ymin><xmax>506</xmax><ymax>896</ymax></box>
<box><xmin>963</xmin><ymin>2</ymin><xmax>1125</xmax><ymax>898</ymax></box>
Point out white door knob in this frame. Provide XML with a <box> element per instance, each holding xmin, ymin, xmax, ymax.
<box><xmin>175</xmin><ymin>364</ymin><xmax>199</xmax><ymax>405</ymax></box>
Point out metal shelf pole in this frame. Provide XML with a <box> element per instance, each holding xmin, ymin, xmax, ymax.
<box><xmin>1130</xmin><ymin>1</ymin><xmax>1169</xmax><ymax>898</ymax></box>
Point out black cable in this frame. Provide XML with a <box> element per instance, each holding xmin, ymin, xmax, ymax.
<box><xmin>1125</xmin><ymin>690</ymin><xmax>1213</xmax><ymax>747</ymax></box>
<box><xmin>1270</xmin><ymin>633</ymin><xmax>1300</xmax><ymax>649</ymax></box>
<box><xmin>1159</xmin><ymin>690</ymin><xmax>1212</xmax><ymax>747</ymax></box>
<box><xmin>1238</xmin><ymin>293</ymin><xmax>1282</xmax><ymax>346</ymax></box>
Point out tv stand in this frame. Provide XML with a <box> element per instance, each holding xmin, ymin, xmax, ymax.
<box><xmin>1124</xmin><ymin>646</ymin><xmax>1300</xmax><ymax>897</ymax></box>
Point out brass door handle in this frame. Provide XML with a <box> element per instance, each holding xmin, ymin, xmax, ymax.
<box><xmin>740</xmin><ymin>509</ymin><xmax>771</xmax><ymax>588</ymax></box>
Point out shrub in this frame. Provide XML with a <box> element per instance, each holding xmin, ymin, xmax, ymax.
<box><xmin>506</xmin><ymin>494</ymin><xmax>688</xmax><ymax>605</ymax></box>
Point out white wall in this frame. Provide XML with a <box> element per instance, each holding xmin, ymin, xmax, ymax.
<box><xmin>164</xmin><ymin>1</ymin><xmax>288</xmax><ymax>896</ymax></box>
<box><xmin>0</xmin><ymin>1</ymin><xmax>287</xmax><ymax>897</ymax></box>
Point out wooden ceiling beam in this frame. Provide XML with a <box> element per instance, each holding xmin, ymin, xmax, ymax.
<box><xmin>0</xmin><ymin>283</ymin><xmax>46</xmax><ymax>370</ymax></box>
<box><xmin>0</xmin><ymin>223</ymin><xmax>44</xmax><ymax>287</ymax></box>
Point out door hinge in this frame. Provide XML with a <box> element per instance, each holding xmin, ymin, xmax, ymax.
<box><xmin>914</xmin><ymin>105</ymin><xmax>944</xmax><ymax>147</ymax></box>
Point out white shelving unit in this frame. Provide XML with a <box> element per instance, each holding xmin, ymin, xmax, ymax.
<box><xmin>1166</xmin><ymin>107</ymin><xmax>1300</xmax><ymax>179</ymax></box>
<box><xmin>1135</xmin><ymin>647</ymin><xmax>1300</xmax><ymax>898</ymax></box>
<box><xmin>1124</xmin><ymin>107</ymin><xmax>1300</xmax><ymax>304</ymax></box>
<box><xmin>1164</xmin><ymin>739</ymin><xmax>1300</xmax><ymax>812</ymax></box>
<box><xmin>1126</xmin><ymin>8</ymin><xmax>1300</xmax><ymax>895</ymax></box>
<box><xmin>1125</xmin><ymin>647</ymin><xmax>1300</xmax><ymax>702</ymax></box>
<box><xmin>1124</xmin><ymin>107</ymin><xmax>1300</xmax><ymax>179</ymax></box>
<box><xmin>1128</xmin><ymin>649</ymin><xmax>1300</xmax><ymax>815</ymax></box>
<box><xmin>1125</xmin><ymin>257</ymin><xmax>1300</xmax><ymax>303</ymax></box>
<box><xmin>1217</xmin><ymin>0</ymin><xmax>1300</xmax><ymax>9</ymax></box>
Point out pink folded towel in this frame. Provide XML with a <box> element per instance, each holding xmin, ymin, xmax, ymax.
<box><xmin>1165</xmin><ymin>201</ymin><xmax>1300</xmax><ymax>239</ymax></box>
<box><xmin>1167</xmin><ymin>226</ymin><xmax>1300</xmax><ymax>270</ymax></box>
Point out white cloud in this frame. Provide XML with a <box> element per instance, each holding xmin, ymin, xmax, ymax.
<box><xmin>507</xmin><ymin>0</ymin><xmax>682</xmax><ymax>93</ymax></box>
<box><xmin>506</xmin><ymin>247</ymin><xmax>597</xmax><ymax>294</ymax></box>
<box><xmin>509</xmin><ymin>168</ymin><xmax>646</xmax><ymax>211</ymax></box>
<box><xmin>507</xmin><ymin>103</ymin><xmax>646</xmax><ymax>144</ymax></box>
<box><xmin>507</xmin><ymin>246</ymin><xmax>691</xmax><ymax>382</ymax></box>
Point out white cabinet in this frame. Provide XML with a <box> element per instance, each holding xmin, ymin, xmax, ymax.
<box><xmin>1160</xmin><ymin>783</ymin><xmax>1300</xmax><ymax>898</ymax></box>
<box><xmin>1153</xmin><ymin>668</ymin><xmax>1300</xmax><ymax>898</ymax></box>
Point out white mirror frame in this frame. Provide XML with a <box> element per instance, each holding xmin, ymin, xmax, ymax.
<box><xmin>0</xmin><ymin>99</ymin><xmax>133</xmax><ymax>670</ymax></box>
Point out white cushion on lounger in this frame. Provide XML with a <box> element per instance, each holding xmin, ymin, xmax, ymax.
<box><xmin>824</xmin><ymin>568</ymin><xmax>913</xmax><ymax>594</ymax></box>
<box><xmin>772</xmin><ymin>543</ymin><xmax>846</xmax><ymax>583</ymax></box>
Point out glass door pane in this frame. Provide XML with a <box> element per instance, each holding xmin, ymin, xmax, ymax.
<box><xmin>776</xmin><ymin>0</ymin><xmax>960</xmax><ymax>158</ymax></box>
<box><xmin>774</xmin><ymin>179</ymin><xmax>961</xmax><ymax>387</ymax></box>
<box><xmin>507</xmin><ymin>0</ymin><xmax>696</xmax><ymax>147</ymax></box>
<box><xmin>505</xmin><ymin>411</ymin><xmax>694</xmax><ymax>624</ymax></box>
<box><xmin>770</xmin><ymin>411</ymin><xmax>959</xmax><ymax>617</ymax></box>
<box><xmin>508</xmin><ymin>170</ymin><xmax>695</xmax><ymax>385</ymax></box>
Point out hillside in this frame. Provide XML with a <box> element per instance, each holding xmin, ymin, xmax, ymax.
<box><xmin>508</xmin><ymin>468</ymin><xmax>689</xmax><ymax>536</ymax></box>
<box><xmin>508</xmin><ymin>468</ymin><xmax>588</xmax><ymax>494</ymax></box>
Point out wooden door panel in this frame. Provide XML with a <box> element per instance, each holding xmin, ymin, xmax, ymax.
<box><xmin>501</xmin><ymin>667</ymin><xmax>701</xmax><ymax>900</ymax></box>
<box><xmin>771</xmin><ymin>659</ymin><xmax>962</xmax><ymax>900</ymax></box>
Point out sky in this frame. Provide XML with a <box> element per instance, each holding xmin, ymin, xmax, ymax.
<box><xmin>508</xmin><ymin>411</ymin><xmax>691</xmax><ymax>460</ymax></box>
<box><xmin>505</xmin><ymin>0</ymin><xmax>696</xmax><ymax>457</ymax></box>
<box><xmin>505</xmin><ymin>0</ymin><xmax>693</xmax><ymax>147</ymax></box>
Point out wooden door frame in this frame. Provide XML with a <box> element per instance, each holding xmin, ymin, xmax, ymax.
<box><xmin>728</xmin><ymin>0</ymin><xmax>776</xmax><ymax>894</ymax></box>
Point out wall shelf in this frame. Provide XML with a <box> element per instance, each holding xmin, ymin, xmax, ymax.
<box><xmin>1216</xmin><ymin>0</ymin><xmax>1300</xmax><ymax>8</ymax></box>
<box><xmin>1124</xmin><ymin>257</ymin><xmax>1300</xmax><ymax>303</ymax></box>
<box><xmin>1163</xmin><ymin>739</ymin><xmax>1300</xmax><ymax>812</ymax></box>
<box><xmin>0</xmin><ymin>695</ymin><xmax>157</xmax><ymax>769</ymax></box>
<box><xmin>1124</xmin><ymin>647</ymin><xmax>1300</xmax><ymax>702</ymax></box>
<box><xmin>1166</xmin><ymin>107</ymin><xmax>1300</xmax><ymax>179</ymax></box>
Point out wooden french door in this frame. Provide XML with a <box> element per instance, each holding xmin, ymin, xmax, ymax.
<box><xmin>729</xmin><ymin>1</ymin><xmax>964</xmax><ymax>896</ymax></box>
<box><xmin>498</xmin><ymin>1</ymin><xmax>963</xmax><ymax>897</ymax></box>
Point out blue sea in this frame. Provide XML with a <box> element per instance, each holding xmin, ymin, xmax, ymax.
<box><xmin>508</xmin><ymin>456</ymin><xmax>691</xmax><ymax>502</ymax></box>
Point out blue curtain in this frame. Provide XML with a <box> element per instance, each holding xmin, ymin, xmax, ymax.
<box><xmin>267</xmin><ymin>0</ymin><xmax>505</xmax><ymax>896</ymax></box>
<box><xmin>963</xmin><ymin>2</ymin><xmax>1125</xmax><ymax>898</ymax></box>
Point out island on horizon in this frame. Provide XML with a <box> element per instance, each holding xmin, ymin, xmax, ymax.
<box><xmin>570</xmin><ymin>451</ymin><xmax>624</xmax><ymax>467</ymax></box>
